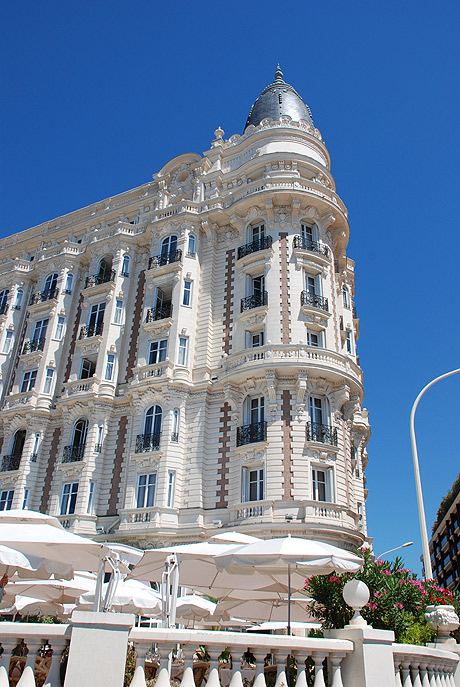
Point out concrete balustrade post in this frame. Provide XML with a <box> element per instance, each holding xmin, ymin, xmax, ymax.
<box><xmin>419</xmin><ymin>663</ymin><xmax>430</xmax><ymax>687</ymax></box>
<box><xmin>154</xmin><ymin>644</ymin><xmax>172</xmax><ymax>687</ymax></box>
<box><xmin>400</xmin><ymin>659</ymin><xmax>412</xmax><ymax>687</ymax></box>
<box><xmin>273</xmin><ymin>650</ymin><xmax>287</xmax><ymax>687</ymax></box>
<box><xmin>130</xmin><ymin>642</ymin><xmax>149</xmax><ymax>687</ymax></box>
<box><xmin>43</xmin><ymin>640</ymin><xmax>68</xmax><ymax>687</ymax></box>
<box><xmin>252</xmin><ymin>649</ymin><xmax>267</xmax><ymax>687</ymax></box>
<box><xmin>228</xmin><ymin>651</ymin><xmax>244</xmax><ymax>687</ymax></box>
<box><xmin>311</xmin><ymin>653</ymin><xmax>326</xmax><ymax>687</ymax></box>
<box><xmin>179</xmin><ymin>649</ymin><xmax>195</xmax><ymax>687</ymax></box>
<box><xmin>16</xmin><ymin>639</ymin><xmax>42</xmax><ymax>687</ymax></box>
<box><xmin>329</xmin><ymin>654</ymin><xmax>345</xmax><ymax>687</ymax></box>
<box><xmin>327</xmin><ymin>626</ymin><xmax>395</xmax><ymax>687</ymax></box>
<box><xmin>0</xmin><ymin>642</ymin><xmax>17</xmax><ymax>687</ymax></box>
<box><xmin>411</xmin><ymin>662</ymin><xmax>423</xmax><ymax>687</ymax></box>
<box><xmin>293</xmin><ymin>654</ymin><xmax>307</xmax><ymax>687</ymax></box>
<box><xmin>206</xmin><ymin>646</ymin><xmax>221</xmax><ymax>687</ymax></box>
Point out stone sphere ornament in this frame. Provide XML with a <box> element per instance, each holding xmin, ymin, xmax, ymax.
<box><xmin>343</xmin><ymin>579</ymin><xmax>370</xmax><ymax>627</ymax></box>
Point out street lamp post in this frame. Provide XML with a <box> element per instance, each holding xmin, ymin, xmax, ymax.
<box><xmin>410</xmin><ymin>368</ymin><xmax>460</xmax><ymax>580</ymax></box>
<box><xmin>375</xmin><ymin>542</ymin><xmax>413</xmax><ymax>561</ymax></box>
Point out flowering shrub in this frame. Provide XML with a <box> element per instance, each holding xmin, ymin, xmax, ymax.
<box><xmin>305</xmin><ymin>548</ymin><xmax>460</xmax><ymax>644</ymax></box>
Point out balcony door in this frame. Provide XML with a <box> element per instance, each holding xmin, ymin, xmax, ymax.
<box><xmin>88</xmin><ymin>303</ymin><xmax>105</xmax><ymax>330</ymax></box>
<box><xmin>32</xmin><ymin>319</ymin><xmax>48</xmax><ymax>344</ymax></box>
<box><xmin>161</xmin><ymin>235</ymin><xmax>177</xmax><ymax>258</ymax></box>
<box><xmin>44</xmin><ymin>273</ymin><xmax>58</xmax><ymax>294</ymax></box>
<box><xmin>11</xmin><ymin>429</ymin><xmax>26</xmax><ymax>458</ymax></box>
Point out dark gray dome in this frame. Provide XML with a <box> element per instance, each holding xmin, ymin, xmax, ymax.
<box><xmin>244</xmin><ymin>66</ymin><xmax>314</xmax><ymax>131</ymax></box>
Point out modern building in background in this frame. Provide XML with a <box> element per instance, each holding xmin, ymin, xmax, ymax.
<box><xmin>429</xmin><ymin>476</ymin><xmax>460</xmax><ymax>589</ymax></box>
<box><xmin>0</xmin><ymin>68</ymin><xmax>370</xmax><ymax>551</ymax></box>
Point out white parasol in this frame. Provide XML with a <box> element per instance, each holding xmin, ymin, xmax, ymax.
<box><xmin>78</xmin><ymin>579</ymin><xmax>162</xmax><ymax>616</ymax></box>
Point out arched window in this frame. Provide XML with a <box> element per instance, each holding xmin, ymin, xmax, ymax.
<box><xmin>172</xmin><ymin>408</ymin><xmax>180</xmax><ymax>442</ymax></box>
<box><xmin>98</xmin><ymin>256</ymin><xmax>113</xmax><ymax>277</ymax></box>
<box><xmin>307</xmin><ymin>396</ymin><xmax>337</xmax><ymax>446</ymax></box>
<box><xmin>121</xmin><ymin>255</ymin><xmax>130</xmax><ymax>276</ymax></box>
<box><xmin>11</xmin><ymin>429</ymin><xmax>26</xmax><ymax>458</ymax></box>
<box><xmin>44</xmin><ymin>273</ymin><xmax>58</xmax><ymax>295</ymax></box>
<box><xmin>161</xmin><ymin>235</ymin><xmax>178</xmax><ymax>257</ymax></box>
<box><xmin>187</xmin><ymin>234</ymin><xmax>196</xmax><ymax>257</ymax></box>
<box><xmin>137</xmin><ymin>406</ymin><xmax>162</xmax><ymax>452</ymax></box>
<box><xmin>14</xmin><ymin>289</ymin><xmax>23</xmax><ymax>309</ymax></box>
<box><xmin>0</xmin><ymin>289</ymin><xmax>9</xmax><ymax>315</ymax></box>
<box><xmin>342</xmin><ymin>287</ymin><xmax>350</xmax><ymax>309</ymax></box>
<box><xmin>64</xmin><ymin>273</ymin><xmax>74</xmax><ymax>294</ymax></box>
<box><xmin>72</xmin><ymin>419</ymin><xmax>88</xmax><ymax>448</ymax></box>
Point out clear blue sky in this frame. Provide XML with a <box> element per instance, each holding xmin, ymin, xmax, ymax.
<box><xmin>1</xmin><ymin>1</ymin><xmax>459</xmax><ymax>575</ymax></box>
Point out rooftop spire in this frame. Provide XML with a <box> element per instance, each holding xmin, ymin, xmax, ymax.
<box><xmin>274</xmin><ymin>64</ymin><xmax>284</xmax><ymax>83</ymax></box>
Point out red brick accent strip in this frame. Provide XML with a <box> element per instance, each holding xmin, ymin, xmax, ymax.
<box><xmin>125</xmin><ymin>270</ymin><xmax>146</xmax><ymax>381</ymax></box>
<box><xmin>0</xmin><ymin>437</ymin><xmax>3</xmax><ymax>456</ymax></box>
<box><xmin>222</xmin><ymin>250</ymin><xmax>235</xmax><ymax>355</ymax></box>
<box><xmin>63</xmin><ymin>294</ymin><xmax>83</xmax><ymax>385</ymax></box>
<box><xmin>40</xmin><ymin>427</ymin><xmax>62</xmax><ymax>512</ymax></box>
<box><xmin>216</xmin><ymin>402</ymin><xmax>231</xmax><ymax>508</ymax></box>
<box><xmin>279</xmin><ymin>232</ymin><xmax>291</xmax><ymax>345</ymax></box>
<box><xmin>106</xmin><ymin>416</ymin><xmax>128</xmax><ymax>516</ymax></box>
<box><xmin>281</xmin><ymin>390</ymin><xmax>293</xmax><ymax>499</ymax></box>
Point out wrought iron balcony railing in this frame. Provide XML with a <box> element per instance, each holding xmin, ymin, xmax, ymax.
<box><xmin>29</xmin><ymin>288</ymin><xmax>59</xmax><ymax>305</ymax></box>
<box><xmin>236</xmin><ymin>421</ymin><xmax>267</xmax><ymax>446</ymax></box>
<box><xmin>145</xmin><ymin>303</ymin><xmax>173</xmax><ymax>322</ymax></box>
<box><xmin>293</xmin><ymin>235</ymin><xmax>329</xmax><ymax>257</ymax></box>
<box><xmin>241</xmin><ymin>291</ymin><xmax>268</xmax><ymax>312</ymax></box>
<box><xmin>135</xmin><ymin>433</ymin><xmax>161</xmax><ymax>453</ymax></box>
<box><xmin>171</xmin><ymin>432</ymin><xmax>179</xmax><ymax>443</ymax></box>
<box><xmin>306</xmin><ymin>422</ymin><xmax>338</xmax><ymax>446</ymax></box>
<box><xmin>85</xmin><ymin>270</ymin><xmax>116</xmax><ymax>288</ymax></box>
<box><xmin>22</xmin><ymin>337</ymin><xmax>46</xmax><ymax>355</ymax></box>
<box><xmin>300</xmin><ymin>291</ymin><xmax>329</xmax><ymax>312</ymax></box>
<box><xmin>0</xmin><ymin>303</ymin><xmax>9</xmax><ymax>316</ymax></box>
<box><xmin>353</xmin><ymin>305</ymin><xmax>358</xmax><ymax>319</ymax></box>
<box><xmin>79</xmin><ymin>322</ymin><xmax>103</xmax><ymax>339</ymax></box>
<box><xmin>1</xmin><ymin>454</ymin><xmax>21</xmax><ymax>471</ymax></box>
<box><xmin>94</xmin><ymin>444</ymin><xmax>102</xmax><ymax>453</ymax></box>
<box><xmin>237</xmin><ymin>236</ymin><xmax>273</xmax><ymax>260</ymax></box>
<box><xmin>148</xmin><ymin>250</ymin><xmax>182</xmax><ymax>270</ymax></box>
<box><xmin>62</xmin><ymin>445</ymin><xmax>85</xmax><ymax>463</ymax></box>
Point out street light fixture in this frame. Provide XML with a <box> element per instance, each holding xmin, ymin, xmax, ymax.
<box><xmin>410</xmin><ymin>367</ymin><xmax>460</xmax><ymax>580</ymax></box>
<box><xmin>375</xmin><ymin>542</ymin><xmax>413</xmax><ymax>561</ymax></box>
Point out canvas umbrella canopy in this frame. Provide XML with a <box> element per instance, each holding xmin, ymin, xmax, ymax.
<box><xmin>175</xmin><ymin>594</ymin><xmax>217</xmax><ymax>623</ymax></box>
<box><xmin>214</xmin><ymin>595</ymin><xmax>314</xmax><ymax>624</ymax></box>
<box><xmin>214</xmin><ymin>536</ymin><xmax>363</xmax><ymax>633</ymax></box>
<box><xmin>0</xmin><ymin>544</ymin><xmax>51</xmax><ymax>579</ymax></box>
<box><xmin>1</xmin><ymin>571</ymin><xmax>97</xmax><ymax>607</ymax></box>
<box><xmin>0</xmin><ymin>595</ymin><xmax>72</xmax><ymax>619</ymax></box>
<box><xmin>0</xmin><ymin>510</ymin><xmax>111</xmax><ymax>579</ymax></box>
<box><xmin>78</xmin><ymin>579</ymin><xmax>162</xmax><ymax>616</ymax></box>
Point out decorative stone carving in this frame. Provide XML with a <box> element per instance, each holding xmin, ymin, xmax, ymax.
<box><xmin>425</xmin><ymin>605</ymin><xmax>460</xmax><ymax>644</ymax></box>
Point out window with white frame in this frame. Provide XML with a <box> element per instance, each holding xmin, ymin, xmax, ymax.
<box><xmin>249</xmin><ymin>223</ymin><xmax>265</xmax><ymax>242</ymax></box>
<box><xmin>166</xmin><ymin>471</ymin><xmax>176</xmax><ymax>507</ymax></box>
<box><xmin>300</xmin><ymin>222</ymin><xmax>318</xmax><ymax>243</ymax></box>
<box><xmin>144</xmin><ymin>405</ymin><xmax>162</xmax><ymax>437</ymax></box>
<box><xmin>32</xmin><ymin>318</ymin><xmax>48</xmax><ymax>344</ymax></box>
<box><xmin>346</xmin><ymin>330</ymin><xmax>353</xmax><ymax>354</ymax></box>
<box><xmin>2</xmin><ymin>330</ymin><xmax>13</xmax><ymax>353</ymax></box>
<box><xmin>43</xmin><ymin>368</ymin><xmax>55</xmax><ymax>395</ymax></box>
<box><xmin>95</xmin><ymin>424</ymin><xmax>104</xmax><ymax>453</ymax></box>
<box><xmin>342</xmin><ymin>287</ymin><xmax>350</xmax><ymax>309</ymax></box>
<box><xmin>247</xmin><ymin>330</ymin><xmax>264</xmax><ymax>348</ymax></box>
<box><xmin>242</xmin><ymin>467</ymin><xmax>264</xmax><ymax>502</ymax></box>
<box><xmin>88</xmin><ymin>302</ymin><xmax>105</xmax><ymax>334</ymax></box>
<box><xmin>245</xmin><ymin>396</ymin><xmax>265</xmax><ymax>425</ymax></box>
<box><xmin>121</xmin><ymin>255</ymin><xmax>130</xmax><ymax>276</ymax></box>
<box><xmin>307</xmin><ymin>329</ymin><xmax>323</xmax><ymax>347</ymax></box>
<box><xmin>80</xmin><ymin>357</ymin><xmax>96</xmax><ymax>379</ymax></box>
<box><xmin>87</xmin><ymin>481</ymin><xmax>95</xmax><ymax>514</ymax></box>
<box><xmin>136</xmin><ymin>473</ymin><xmax>156</xmax><ymax>508</ymax></box>
<box><xmin>60</xmin><ymin>483</ymin><xmax>79</xmax><ymax>515</ymax></box>
<box><xmin>64</xmin><ymin>273</ymin><xmax>74</xmax><ymax>294</ymax></box>
<box><xmin>311</xmin><ymin>467</ymin><xmax>331</xmax><ymax>502</ymax></box>
<box><xmin>182</xmin><ymin>279</ymin><xmax>193</xmax><ymax>306</ymax></box>
<box><xmin>0</xmin><ymin>490</ymin><xmax>14</xmax><ymax>511</ymax></box>
<box><xmin>22</xmin><ymin>488</ymin><xmax>29</xmax><ymax>510</ymax></box>
<box><xmin>187</xmin><ymin>234</ymin><xmax>196</xmax><ymax>257</ymax></box>
<box><xmin>113</xmin><ymin>299</ymin><xmax>124</xmax><ymax>324</ymax></box>
<box><xmin>161</xmin><ymin>235</ymin><xmax>178</xmax><ymax>257</ymax></box>
<box><xmin>171</xmin><ymin>408</ymin><xmax>180</xmax><ymax>442</ymax></box>
<box><xmin>305</xmin><ymin>273</ymin><xmax>318</xmax><ymax>296</ymax></box>
<box><xmin>0</xmin><ymin>290</ymin><xmax>9</xmax><ymax>314</ymax></box>
<box><xmin>31</xmin><ymin>433</ymin><xmax>40</xmax><ymax>461</ymax></box>
<box><xmin>178</xmin><ymin>336</ymin><xmax>188</xmax><ymax>365</ymax></box>
<box><xmin>44</xmin><ymin>273</ymin><xmax>58</xmax><ymax>294</ymax></box>
<box><xmin>105</xmin><ymin>353</ymin><xmax>115</xmax><ymax>381</ymax></box>
<box><xmin>54</xmin><ymin>316</ymin><xmax>66</xmax><ymax>340</ymax></box>
<box><xmin>14</xmin><ymin>289</ymin><xmax>23</xmax><ymax>309</ymax></box>
<box><xmin>21</xmin><ymin>370</ymin><xmax>37</xmax><ymax>393</ymax></box>
<box><xmin>149</xmin><ymin>339</ymin><xmax>167</xmax><ymax>365</ymax></box>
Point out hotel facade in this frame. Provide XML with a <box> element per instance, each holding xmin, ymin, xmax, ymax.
<box><xmin>0</xmin><ymin>69</ymin><xmax>370</xmax><ymax>551</ymax></box>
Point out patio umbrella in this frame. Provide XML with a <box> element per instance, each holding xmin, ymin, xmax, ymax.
<box><xmin>0</xmin><ymin>510</ymin><xmax>111</xmax><ymax>579</ymax></box>
<box><xmin>77</xmin><ymin>579</ymin><xmax>162</xmax><ymax>615</ymax></box>
<box><xmin>214</xmin><ymin>536</ymin><xmax>363</xmax><ymax>633</ymax></box>
<box><xmin>0</xmin><ymin>595</ymin><xmax>72</xmax><ymax>619</ymax></box>
<box><xmin>0</xmin><ymin>544</ymin><xmax>51</xmax><ymax>579</ymax></box>
<box><xmin>214</xmin><ymin>595</ymin><xmax>314</xmax><ymax>624</ymax></box>
<box><xmin>175</xmin><ymin>594</ymin><xmax>216</xmax><ymax>625</ymax></box>
<box><xmin>2</xmin><ymin>571</ymin><xmax>97</xmax><ymax>606</ymax></box>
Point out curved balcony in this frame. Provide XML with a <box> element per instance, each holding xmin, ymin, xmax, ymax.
<box><xmin>79</xmin><ymin>323</ymin><xmax>103</xmax><ymax>339</ymax></box>
<box><xmin>148</xmin><ymin>250</ymin><xmax>182</xmax><ymax>270</ymax></box>
<box><xmin>306</xmin><ymin>421</ymin><xmax>338</xmax><ymax>446</ymax></box>
<box><xmin>241</xmin><ymin>291</ymin><xmax>268</xmax><ymax>312</ymax></box>
<box><xmin>145</xmin><ymin>304</ymin><xmax>173</xmax><ymax>323</ymax></box>
<box><xmin>22</xmin><ymin>337</ymin><xmax>45</xmax><ymax>355</ymax></box>
<box><xmin>62</xmin><ymin>445</ymin><xmax>85</xmax><ymax>463</ymax></box>
<box><xmin>300</xmin><ymin>291</ymin><xmax>329</xmax><ymax>312</ymax></box>
<box><xmin>237</xmin><ymin>236</ymin><xmax>272</xmax><ymax>260</ymax></box>
<box><xmin>1</xmin><ymin>454</ymin><xmax>21</xmax><ymax>471</ymax></box>
<box><xmin>293</xmin><ymin>235</ymin><xmax>329</xmax><ymax>257</ymax></box>
<box><xmin>29</xmin><ymin>288</ymin><xmax>59</xmax><ymax>305</ymax></box>
<box><xmin>85</xmin><ymin>270</ymin><xmax>116</xmax><ymax>289</ymax></box>
<box><xmin>236</xmin><ymin>421</ymin><xmax>267</xmax><ymax>446</ymax></box>
<box><xmin>135</xmin><ymin>432</ymin><xmax>161</xmax><ymax>453</ymax></box>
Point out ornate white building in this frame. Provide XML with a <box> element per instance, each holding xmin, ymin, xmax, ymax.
<box><xmin>0</xmin><ymin>68</ymin><xmax>370</xmax><ymax>551</ymax></box>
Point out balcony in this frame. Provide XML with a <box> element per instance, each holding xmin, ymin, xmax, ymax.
<box><xmin>29</xmin><ymin>287</ymin><xmax>59</xmax><ymax>305</ymax></box>
<box><xmin>85</xmin><ymin>270</ymin><xmax>116</xmax><ymax>289</ymax></box>
<box><xmin>236</xmin><ymin>420</ymin><xmax>267</xmax><ymax>446</ymax></box>
<box><xmin>237</xmin><ymin>236</ymin><xmax>272</xmax><ymax>260</ymax></box>
<box><xmin>293</xmin><ymin>235</ymin><xmax>329</xmax><ymax>257</ymax></box>
<box><xmin>1</xmin><ymin>454</ymin><xmax>21</xmax><ymax>471</ymax></box>
<box><xmin>148</xmin><ymin>250</ymin><xmax>182</xmax><ymax>270</ymax></box>
<box><xmin>79</xmin><ymin>322</ymin><xmax>103</xmax><ymax>339</ymax></box>
<box><xmin>0</xmin><ymin>303</ymin><xmax>9</xmax><ymax>316</ymax></box>
<box><xmin>22</xmin><ymin>337</ymin><xmax>45</xmax><ymax>355</ymax></box>
<box><xmin>306</xmin><ymin>421</ymin><xmax>338</xmax><ymax>446</ymax></box>
<box><xmin>300</xmin><ymin>291</ymin><xmax>329</xmax><ymax>312</ymax></box>
<box><xmin>241</xmin><ymin>291</ymin><xmax>268</xmax><ymax>312</ymax></box>
<box><xmin>145</xmin><ymin>303</ymin><xmax>173</xmax><ymax>323</ymax></box>
<box><xmin>135</xmin><ymin>433</ymin><xmax>161</xmax><ymax>453</ymax></box>
<box><xmin>62</xmin><ymin>445</ymin><xmax>85</xmax><ymax>463</ymax></box>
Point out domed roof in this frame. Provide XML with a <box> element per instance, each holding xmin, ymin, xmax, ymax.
<box><xmin>244</xmin><ymin>66</ymin><xmax>314</xmax><ymax>131</ymax></box>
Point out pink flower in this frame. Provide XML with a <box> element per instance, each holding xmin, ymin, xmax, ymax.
<box><xmin>394</xmin><ymin>603</ymin><xmax>403</xmax><ymax>610</ymax></box>
<box><xmin>329</xmin><ymin>576</ymin><xmax>341</xmax><ymax>583</ymax></box>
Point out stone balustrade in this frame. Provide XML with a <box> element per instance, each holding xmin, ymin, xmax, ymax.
<box><xmin>393</xmin><ymin>643</ymin><xmax>459</xmax><ymax>686</ymax></box>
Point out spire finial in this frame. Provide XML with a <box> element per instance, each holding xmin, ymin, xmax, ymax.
<box><xmin>274</xmin><ymin>64</ymin><xmax>284</xmax><ymax>82</ymax></box>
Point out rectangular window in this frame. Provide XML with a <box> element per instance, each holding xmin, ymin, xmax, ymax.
<box><xmin>21</xmin><ymin>370</ymin><xmax>37</xmax><ymax>393</ymax></box>
<box><xmin>149</xmin><ymin>339</ymin><xmax>167</xmax><ymax>365</ymax></box>
<box><xmin>167</xmin><ymin>471</ymin><xmax>176</xmax><ymax>508</ymax></box>
<box><xmin>113</xmin><ymin>299</ymin><xmax>124</xmax><ymax>324</ymax></box>
<box><xmin>88</xmin><ymin>302</ymin><xmax>106</xmax><ymax>333</ymax></box>
<box><xmin>80</xmin><ymin>358</ymin><xmax>96</xmax><ymax>379</ymax></box>
<box><xmin>22</xmin><ymin>488</ymin><xmax>29</xmax><ymax>510</ymax></box>
<box><xmin>31</xmin><ymin>433</ymin><xmax>40</xmax><ymax>461</ymax></box>
<box><xmin>105</xmin><ymin>353</ymin><xmax>115</xmax><ymax>381</ymax></box>
<box><xmin>43</xmin><ymin>368</ymin><xmax>54</xmax><ymax>395</ymax></box>
<box><xmin>249</xmin><ymin>396</ymin><xmax>264</xmax><ymax>425</ymax></box>
<box><xmin>54</xmin><ymin>316</ymin><xmax>66</xmax><ymax>340</ymax></box>
<box><xmin>0</xmin><ymin>490</ymin><xmax>14</xmax><ymax>511</ymax></box>
<box><xmin>87</xmin><ymin>481</ymin><xmax>95</xmax><ymax>514</ymax></box>
<box><xmin>307</xmin><ymin>330</ymin><xmax>321</xmax><ymax>347</ymax></box>
<box><xmin>305</xmin><ymin>274</ymin><xmax>317</xmax><ymax>295</ymax></box>
<box><xmin>182</xmin><ymin>279</ymin><xmax>192</xmax><ymax>306</ymax></box>
<box><xmin>178</xmin><ymin>336</ymin><xmax>188</xmax><ymax>366</ymax></box>
<box><xmin>242</xmin><ymin>467</ymin><xmax>264</xmax><ymax>502</ymax></box>
<box><xmin>312</xmin><ymin>468</ymin><xmax>332</xmax><ymax>502</ymax></box>
<box><xmin>136</xmin><ymin>473</ymin><xmax>156</xmax><ymax>508</ymax></box>
<box><xmin>60</xmin><ymin>483</ymin><xmax>79</xmax><ymax>515</ymax></box>
<box><xmin>250</xmin><ymin>331</ymin><xmax>264</xmax><ymax>348</ymax></box>
<box><xmin>346</xmin><ymin>331</ymin><xmax>353</xmax><ymax>354</ymax></box>
<box><xmin>2</xmin><ymin>330</ymin><xmax>13</xmax><ymax>353</ymax></box>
